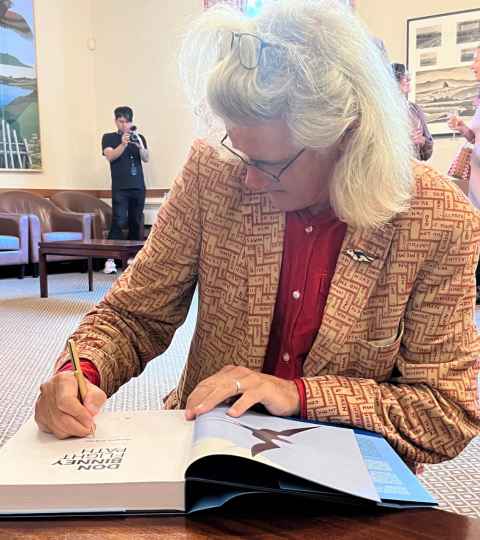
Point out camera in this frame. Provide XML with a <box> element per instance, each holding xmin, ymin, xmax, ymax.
<box><xmin>129</xmin><ymin>125</ymin><xmax>140</xmax><ymax>144</ymax></box>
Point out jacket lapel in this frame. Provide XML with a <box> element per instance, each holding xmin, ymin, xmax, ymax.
<box><xmin>303</xmin><ymin>223</ymin><xmax>396</xmax><ymax>377</ymax></box>
<box><xmin>241</xmin><ymin>189</ymin><xmax>285</xmax><ymax>371</ymax></box>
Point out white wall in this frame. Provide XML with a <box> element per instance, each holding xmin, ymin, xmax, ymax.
<box><xmin>358</xmin><ymin>0</ymin><xmax>479</xmax><ymax>175</ymax></box>
<box><xmin>91</xmin><ymin>0</ymin><xmax>202</xmax><ymax>189</ymax></box>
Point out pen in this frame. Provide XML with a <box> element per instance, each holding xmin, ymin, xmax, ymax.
<box><xmin>67</xmin><ymin>339</ymin><xmax>88</xmax><ymax>404</ymax></box>
<box><xmin>67</xmin><ymin>339</ymin><xmax>95</xmax><ymax>435</ymax></box>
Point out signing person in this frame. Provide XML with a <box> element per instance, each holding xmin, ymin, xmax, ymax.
<box><xmin>36</xmin><ymin>0</ymin><xmax>479</xmax><ymax>472</ymax></box>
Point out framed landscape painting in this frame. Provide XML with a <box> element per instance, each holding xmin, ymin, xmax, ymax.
<box><xmin>407</xmin><ymin>9</ymin><xmax>480</xmax><ymax>137</ymax></box>
<box><xmin>0</xmin><ymin>0</ymin><xmax>41</xmax><ymax>170</ymax></box>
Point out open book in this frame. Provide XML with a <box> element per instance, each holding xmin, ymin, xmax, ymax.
<box><xmin>0</xmin><ymin>406</ymin><xmax>436</xmax><ymax>517</ymax></box>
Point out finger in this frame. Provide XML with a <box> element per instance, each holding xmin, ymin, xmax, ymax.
<box><xmin>37</xmin><ymin>421</ymin><xmax>51</xmax><ymax>434</ymax></box>
<box><xmin>51</xmin><ymin>411</ymin><xmax>92</xmax><ymax>439</ymax></box>
<box><xmin>186</xmin><ymin>382</ymin><xmax>216</xmax><ymax>410</ymax></box>
<box><xmin>201</xmin><ymin>365</ymin><xmax>237</xmax><ymax>386</ymax></box>
<box><xmin>226</xmin><ymin>371</ymin><xmax>263</xmax><ymax>406</ymax></box>
<box><xmin>34</xmin><ymin>395</ymin><xmax>47</xmax><ymax>427</ymax></box>
<box><xmin>227</xmin><ymin>391</ymin><xmax>261</xmax><ymax>418</ymax></box>
<box><xmin>219</xmin><ymin>365</ymin><xmax>238</xmax><ymax>374</ymax></box>
<box><xmin>188</xmin><ymin>387</ymin><xmax>231</xmax><ymax>419</ymax></box>
<box><xmin>185</xmin><ymin>386</ymin><xmax>219</xmax><ymax>420</ymax></box>
<box><xmin>46</xmin><ymin>389</ymin><xmax>92</xmax><ymax>438</ymax></box>
<box><xmin>34</xmin><ymin>405</ymin><xmax>50</xmax><ymax>433</ymax></box>
<box><xmin>51</xmin><ymin>427</ymin><xmax>71</xmax><ymax>440</ymax></box>
<box><xmin>54</xmin><ymin>374</ymin><xmax>94</xmax><ymax>429</ymax></box>
<box><xmin>185</xmin><ymin>366</ymin><xmax>250</xmax><ymax>420</ymax></box>
<box><xmin>188</xmin><ymin>382</ymin><xmax>238</xmax><ymax>419</ymax></box>
<box><xmin>192</xmin><ymin>373</ymin><xmax>255</xmax><ymax>418</ymax></box>
<box><xmin>83</xmin><ymin>382</ymin><xmax>106</xmax><ymax>416</ymax></box>
<box><xmin>185</xmin><ymin>366</ymin><xmax>238</xmax><ymax>412</ymax></box>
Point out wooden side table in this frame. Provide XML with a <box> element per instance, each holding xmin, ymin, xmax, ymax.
<box><xmin>38</xmin><ymin>239</ymin><xmax>145</xmax><ymax>298</ymax></box>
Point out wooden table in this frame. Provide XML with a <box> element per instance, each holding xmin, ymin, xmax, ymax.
<box><xmin>38</xmin><ymin>239</ymin><xmax>145</xmax><ymax>298</ymax></box>
<box><xmin>0</xmin><ymin>503</ymin><xmax>479</xmax><ymax>540</ymax></box>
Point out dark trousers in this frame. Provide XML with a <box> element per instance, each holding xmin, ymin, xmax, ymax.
<box><xmin>108</xmin><ymin>188</ymin><xmax>145</xmax><ymax>241</ymax></box>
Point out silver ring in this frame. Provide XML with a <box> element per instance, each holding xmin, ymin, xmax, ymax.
<box><xmin>235</xmin><ymin>380</ymin><xmax>241</xmax><ymax>394</ymax></box>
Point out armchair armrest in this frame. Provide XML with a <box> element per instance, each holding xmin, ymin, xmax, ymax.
<box><xmin>0</xmin><ymin>212</ymin><xmax>29</xmax><ymax>263</ymax></box>
<box><xmin>91</xmin><ymin>210</ymin><xmax>108</xmax><ymax>239</ymax></box>
<box><xmin>0</xmin><ymin>212</ymin><xmax>26</xmax><ymax>237</ymax></box>
<box><xmin>51</xmin><ymin>209</ymin><xmax>92</xmax><ymax>240</ymax></box>
<box><xmin>28</xmin><ymin>214</ymin><xmax>42</xmax><ymax>263</ymax></box>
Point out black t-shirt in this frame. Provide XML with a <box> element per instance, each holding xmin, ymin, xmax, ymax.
<box><xmin>101</xmin><ymin>132</ymin><xmax>147</xmax><ymax>190</ymax></box>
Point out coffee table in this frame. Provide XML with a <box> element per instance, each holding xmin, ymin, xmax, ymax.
<box><xmin>38</xmin><ymin>239</ymin><xmax>145</xmax><ymax>298</ymax></box>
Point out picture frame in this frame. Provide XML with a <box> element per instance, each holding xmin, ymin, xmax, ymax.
<box><xmin>407</xmin><ymin>9</ymin><xmax>480</xmax><ymax>138</ymax></box>
<box><xmin>0</xmin><ymin>0</ymin><xmax>42</xmax><ymax>171</ymax></box>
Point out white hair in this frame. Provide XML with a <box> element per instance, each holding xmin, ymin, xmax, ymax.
<box><xmin>179</xmin><ymin>0</ymin><xmax>414</xmax><ymax>229</ymax></box>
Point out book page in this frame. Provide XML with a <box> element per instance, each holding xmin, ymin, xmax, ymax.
<box><xmin>187</xmin><ymin>407</ymin><xmax>379</xmax><ymax>503</ymax></box>
<box><xmin>0</xmin><ymin>411</ymin><xmax>193</xmax><ymax>487</ymax></box>
<box><xmin>355</xmin><ymin>432</ymin><xmax>436</xmax><ymax>505</ymax></box>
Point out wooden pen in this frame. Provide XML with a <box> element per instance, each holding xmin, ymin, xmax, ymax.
<box><xmin>67</xmin><ymin>339</ymin><xmax>88</xmax><ymax>404</ymax></box>
<box><xmin>67</xmin><ymin>339</ymin><xmax>95</xmax><ymax>435</ymax></box>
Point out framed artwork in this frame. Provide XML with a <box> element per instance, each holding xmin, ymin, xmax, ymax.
<box><xmin>0</xmin><ymin>0</ymin><xmax>41</xmax><ymax>171</ymax></box>
<box><xmin>407</xmin><ymin>9</ymin><xmax>480</xmax><ymax>137</ymax></box>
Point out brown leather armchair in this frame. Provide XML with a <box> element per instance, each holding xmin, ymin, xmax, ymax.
<box><xmin>51</xmin><ymin>191</ymin><xmax>112</xmax><ymax>239</ymax></box>
<box><xmin>0</xmin><ymin>212</ymin><xmax>29</xmax><ymax>278</ymax></box>
<box><xmin>0</xmin><ymin>191</ymin><xmax>91</xmax><ymax>275</ymax></box>
<box><xmin>51</xmin><ymin>190</ymin><xmax>144</xmax><ymax>239</ymax></box>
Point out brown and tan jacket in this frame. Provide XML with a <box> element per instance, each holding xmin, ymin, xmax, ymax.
<box><xmin>56</xmin><ymin>139</ymin><xmax>480</xmax><ymax>466</ymax></box>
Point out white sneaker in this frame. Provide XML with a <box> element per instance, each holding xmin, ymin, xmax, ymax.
<box><xmin>103</xmin><ymin>258</ymin><xmax>117</xmax><ymax>274</ymax></box>
<box><xmin>127</xmin><ymin>257</ymin><xmax>134</xmax><ymax>265</ymax></box>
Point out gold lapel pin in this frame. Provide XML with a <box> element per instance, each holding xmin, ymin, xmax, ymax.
<box><xmin>345</xmin><ymin>249</ymin><xmax>375</xmax><ymax>263</ymax></box>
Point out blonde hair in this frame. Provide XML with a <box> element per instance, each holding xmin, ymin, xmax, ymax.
<box><xmin>180</xmin><ymin>0</ymin><xmax>414</xmax><ymax>229</ymax></box>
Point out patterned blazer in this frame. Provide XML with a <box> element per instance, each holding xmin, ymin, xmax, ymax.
<box><xmin>55</xmin><ymin>139</ymin><xmax>480</xmax><ymax>466</ymax></box>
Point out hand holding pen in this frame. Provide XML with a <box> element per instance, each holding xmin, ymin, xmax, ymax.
<box><xmin>34</xmin><ymin>339</ymin><xmax>106</xmax><ymax>440</ymax></box>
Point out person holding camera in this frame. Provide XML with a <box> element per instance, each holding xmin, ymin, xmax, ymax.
<box><xmin>101</xmin><ymin>106</ymin><xmax>149</xmax><ymax>274</ymax></box>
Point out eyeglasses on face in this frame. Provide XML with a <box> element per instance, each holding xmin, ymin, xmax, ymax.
<box><xmin>220</xmin><ymin>133</ymin><xmax>306</xmax><ymax>183</ymax></box>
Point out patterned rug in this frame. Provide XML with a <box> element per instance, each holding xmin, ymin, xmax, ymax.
<box><xmin>0</xmin><ymin>272</ymin><xmax>479</xmax><ymax>519</ymax></box>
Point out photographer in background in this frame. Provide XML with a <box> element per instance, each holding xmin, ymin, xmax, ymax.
<box><xmin>101</xmin><ymin>106</ymin><xmax>149</xmax><ymax>274</ymax></box>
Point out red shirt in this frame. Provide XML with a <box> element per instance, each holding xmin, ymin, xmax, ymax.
<box><xmin>263</xmin><ymin>208</ymin><xmax>346</xmax><ymax>416</ymax></box>
<box><xmin>58</xmin><ymin>359</ymin><xmax>100</xmax><ymax>387</ymax></box>
<box><xmin>59</xmin><ymin>208</ymin><xmax>347</xmax><ymax>418</ymax></box>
